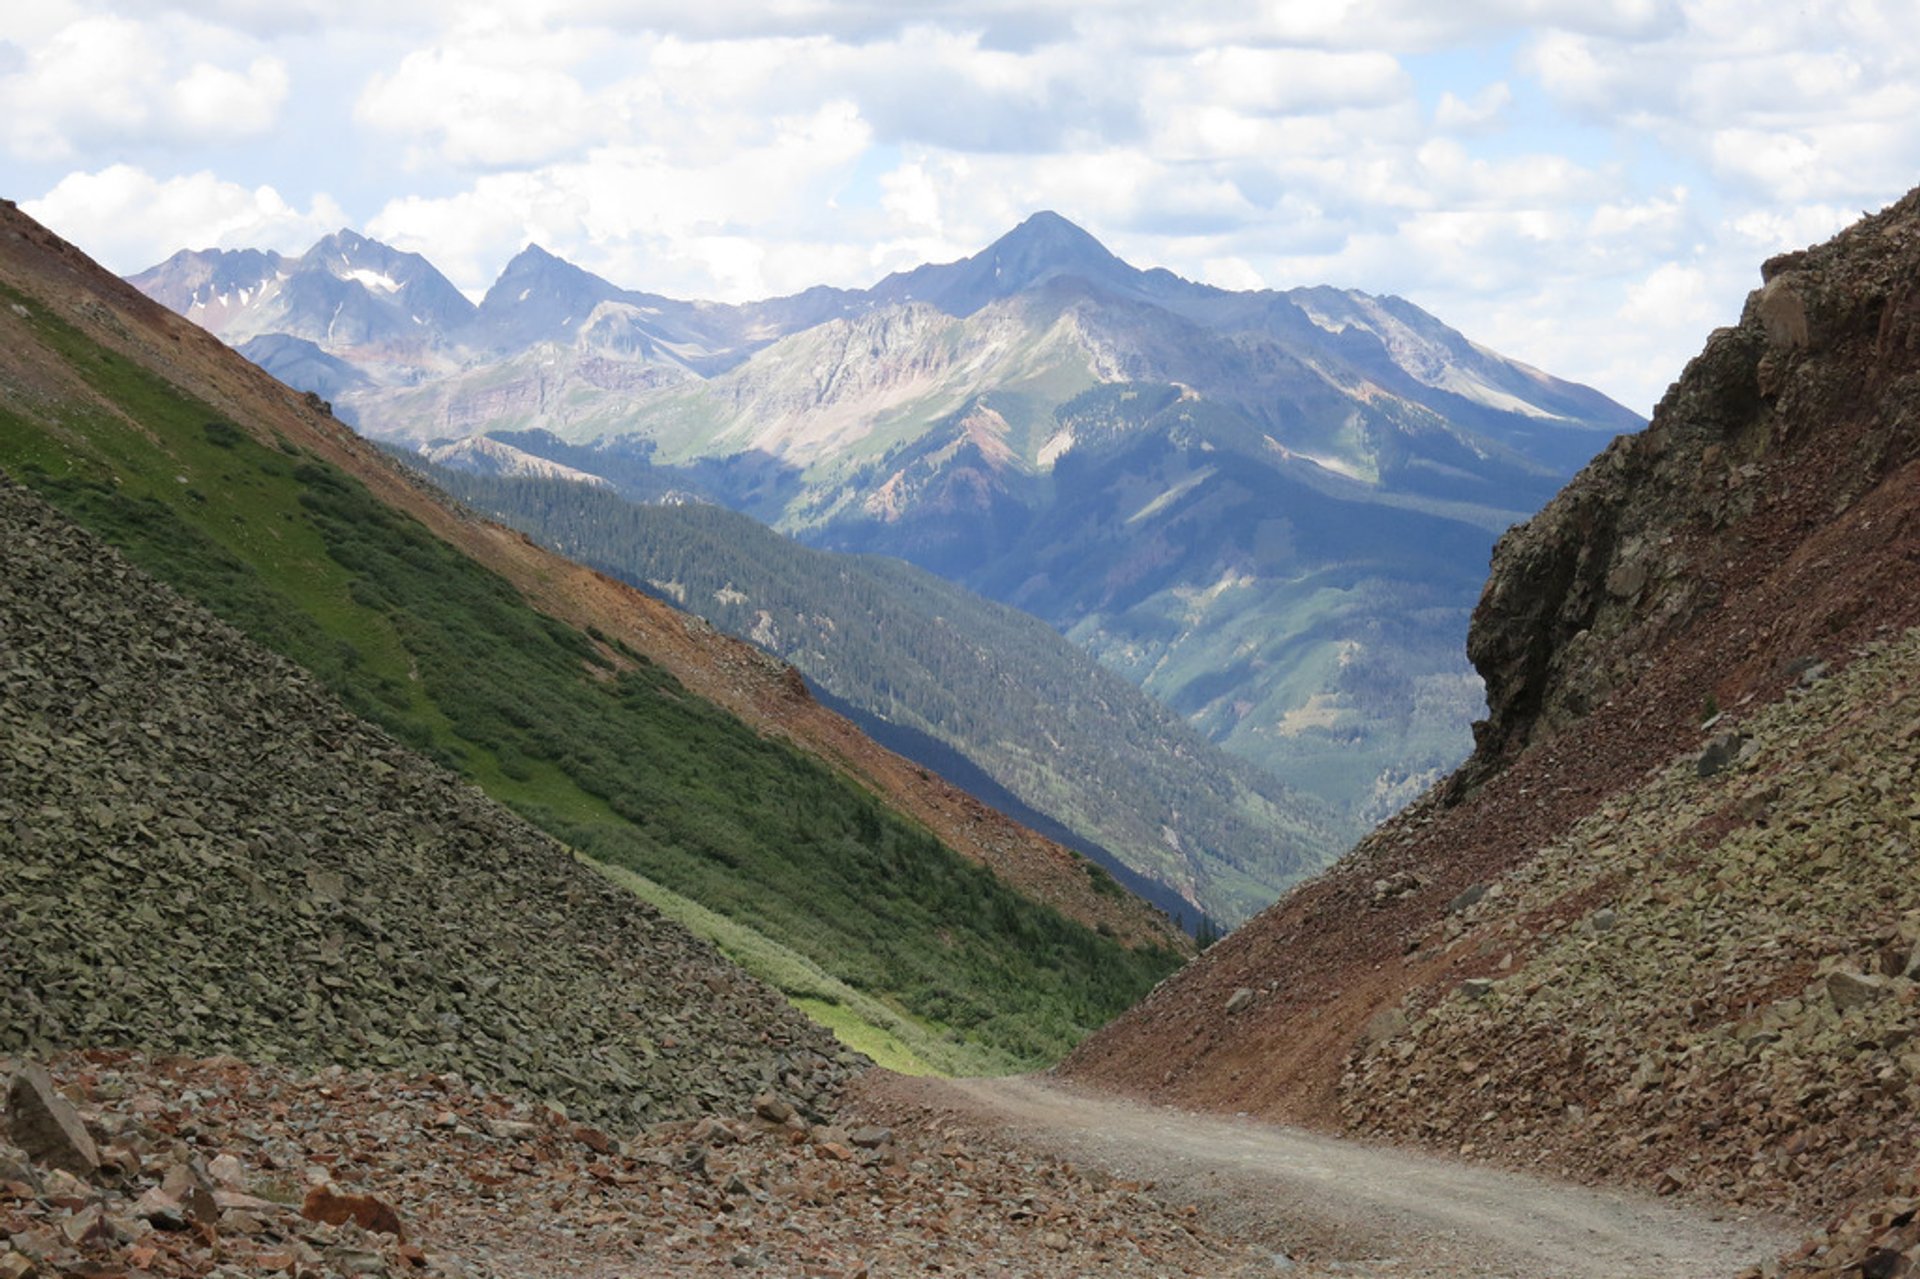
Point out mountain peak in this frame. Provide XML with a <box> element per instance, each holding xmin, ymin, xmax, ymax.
<box><xmin>981</xmin><ymin>210</ymin><xmax>1131</xmax><ymax>289</ymax></box>
<box><xmin>507</xmin><ymin>242</ymin><xmax>563</xmax><ymax>267</ymax></box>
<box><xmin>993</xmin><ymin>210</ymin><xmax>1111</xmax><ymax>256</ymax></box>
<box><xmin>484</xmin><ymin>242</ymin><xmax>614</xmax><ymax>300</ymax></box>
<box><xmin>870</xmin><ymin>209</ymin><xmax>1139</xmax><ymax>316</ymax></box>
<box><xmin>475</xmin><ymin>243</ymin><xmax>626</xmax><ymax>350</ymax></box>
<box><xmin>312</xmin><ymin>227</ymin><xmax>373</xmax><ymax>255</ymax></box>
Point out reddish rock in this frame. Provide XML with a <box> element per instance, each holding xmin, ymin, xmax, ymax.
<box><xmin>301</xmin><ymin>1184</ymin><xmax>407</xmax><ymax>1241</ymax></box>
<box><xmin>161</xmin><ymin>1162</ymin><xmax>219</xmax><ymax>1226</ymax></box>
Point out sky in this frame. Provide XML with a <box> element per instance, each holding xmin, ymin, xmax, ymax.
<box><xmin>3</xmin><ymin>2</ymin><xmax>1918</xmax><ymax>415</ymax></box>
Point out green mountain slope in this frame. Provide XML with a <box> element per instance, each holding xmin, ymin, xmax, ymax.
<box><xmin>0</xmin><ymin>218</ymin><xmax>1181</xmax><ymax>1071</ymax></box>
<box><xmin>414</xmin><ymin>461</ymin><xmax>1341</xmax><ymax>924</ymax></box>
<box><xmin>960</xmin><ymin>385</ymin><xmax>1497</xmax><ymax>825</ymax></box>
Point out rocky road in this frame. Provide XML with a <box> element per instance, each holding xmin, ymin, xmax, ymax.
<box><xmin>864</xmin><ymin>1074</ymin><xmax>1804</xmax><ymax>1278</ymax></box>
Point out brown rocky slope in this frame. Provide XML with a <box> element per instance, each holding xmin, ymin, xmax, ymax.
<box><xmin>1061</xmin><ymin>187</ymin><xmax>1920</xmax><ymax>1265</ymax></box>
<box><xmin>0</xmin><ymin>198</ymin><xmax>1185</xmax><ymax>956</ymax></box>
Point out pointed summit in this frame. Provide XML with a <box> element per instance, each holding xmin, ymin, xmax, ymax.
<box><xmin>991</xmin><ymin>210</ymin><xmax>1121</xmax><ymax>265</ymax></box>
<box><xmin>305</xmin><ymin>228</ymin><xmax>399</xmax><ymax>272</ymax></box>
<box><xmin>315</xmin><ymin>226</ymin><xmax>368</xmax><ymax>250</ymax></box>
<box><xmin>483</xmin><ymin>242</ymin><xmax>608</xmax><ymax>301</ymax></box>
<box><xmin>870</xmin><ymin>210</ymin><xmax>1148</xmax><ymax>317</ymax></box>
<box><xmin>475</xmin><ymin>244</ymin><xmax>625</xmax><ymax>353</ymax></box>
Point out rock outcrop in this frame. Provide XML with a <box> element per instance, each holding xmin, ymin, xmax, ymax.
<box><xmin>1463</xmin><ymin>187</ymin><xmax>1920</xmax><ymax>780</ymax></box>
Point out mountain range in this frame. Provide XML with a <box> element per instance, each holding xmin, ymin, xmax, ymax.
<box><xmin>132</xmin><ymin>214</ymin><xmax>1643</xmax><ymax>919</ymax></box>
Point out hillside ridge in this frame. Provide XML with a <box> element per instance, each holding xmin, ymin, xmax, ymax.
<box><xmin>1059</xmin><ymin>184</ymin><xmax>1920</xmax><ymax>1272</ymax></box>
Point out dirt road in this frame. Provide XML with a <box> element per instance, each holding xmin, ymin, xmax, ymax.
<box><xmin>865</xmin><ymin>1074</ymin><xmax>1801</xmax><ymax>1278</ymax></box>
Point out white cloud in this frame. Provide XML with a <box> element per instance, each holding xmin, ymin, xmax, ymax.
<box><xmin>365</xmin><ymin>102</ymin><xmax>877</xmax><ymax>299</ymax></box>
<box><xmin>357</xmin><ymin>48</ymin><xmax>599</xmax><ymax>168</ymax></box>
<box><xmin>1618</xmin><ymin>261</ymin><xmax>1714</xmax><ymax>329</ymax></box>
<box><xmin>353</xmin><ymin>14</ymin><xmax>607</xmax><ymax>168</ymax></box>
<box><xmin>1435</xmin><ymin>81</ymin><xmax>1512</xmax><ymax>131</ymax></box>
<box><xmin>1199</xmin><ymin>255</ymin><xmax>1266</xmax><ymax>291</ymax></box>
<box><xmin>1727</xmin><ymin>202</ymin><xmax>1858</xmax><ymax>255</ymax></box>
<box><xmin>0</xmin><ymin>14</ymin><xmax>289</xmax><ymax>159</ymax></box>
<box><xmin>23</xmin><ymin>165</ymin><xmax>345</xmax><ymax>272</ymax></box>
<box><xmin>172</xmin><ymin>57</ymin><xmax>292</xmax><ymax>136</ymax></box>
<box><xmin>1157</xmin><ymin>47</ymin><xmax>1408</xmax><ymax>116</ymax></box>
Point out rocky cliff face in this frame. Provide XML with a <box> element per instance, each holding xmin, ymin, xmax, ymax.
<box><xmin>1463</xmin><ymin>188</ymin><xmax>1920</xmax><ymax>781</ymax></box>
<box><xmin>1061</xmin><ymin>186</ymin><xmax>1920</xmax><ymax>1263</ymax></box>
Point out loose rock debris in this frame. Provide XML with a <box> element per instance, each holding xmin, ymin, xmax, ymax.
<box><xmin>1</xmin><ymin>1053</ymin><xmax>1288</xmax><ymax>1278</ymax></box>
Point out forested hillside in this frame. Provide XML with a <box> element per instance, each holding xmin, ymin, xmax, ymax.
<box><xmin>419</xmin><ymin>463</ymin><xmax>1341</xmax><ymax>924</ymax></box>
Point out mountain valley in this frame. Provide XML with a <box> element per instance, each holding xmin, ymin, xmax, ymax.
<box><xmin>133</xmin><ymin>213</ymin><xmax>1642</xmax><ymax>922</ymax></box>
<box><xmin>6</xmin><ymin>164</ymin><xmax>1920</xmax><ymax>1279</ymax></box>
<box><xmin>413</xmin><ymin>459</ymin><xmax>1338</xmax><ymax>931</ymax></box>
<box><xmin>1063</xmin><ymin>184</ymin><xmax>1920</xmax><ymax>1277</ymax></box>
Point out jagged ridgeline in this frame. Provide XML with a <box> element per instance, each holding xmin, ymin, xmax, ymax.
<box><xmin>0</xmin><ymin>214</ymin><xmax>1182</xmax><ymax>1074</ymax></box>
<box><xmin>0</xmin><ymin>472</ymin><xmax>849</xmax><ymax>1130</ymax></box>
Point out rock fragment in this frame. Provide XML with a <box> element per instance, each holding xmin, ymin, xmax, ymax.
<box><xmin>1696</xmin><ymin>732</ymin><xmax>1751</xmax><ymax>777</ymax></box>
<box><xmin>1826</xmin><ymin>970</ymin><xmax>1894</xmax><ymax>1013</ymax></box>
<box><xmin>302</xmin><ymin>1184</ymin><xmax>407</xmax><ymax>1241</ymax></box>
<box><xmin>1362</xmin><ymin>1008</ymin><xmax>1410</xmax><ymax>1045</ymax></box>
<box><xmin>161</xmin><ymin>1161</ymin><xmax>219</xmax><ymax>1226</ymax></box>
<box><xmin>753</xmin><ymin>1093</ymin><xmax>795</xmax><ymax>1125</ymax></box>
<box><xmin>5</xmin><ymin>1063</ymin><xmax>99</xmax><ymax>1178</ymax></box>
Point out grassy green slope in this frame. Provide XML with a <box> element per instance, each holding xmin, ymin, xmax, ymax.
<box><xmin>0</xmin><ymin>280</ymin><xmax>1181</xmax><ymax>1070</ymax></box>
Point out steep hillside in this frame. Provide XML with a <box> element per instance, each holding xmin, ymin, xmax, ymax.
<box><xmin>0</xmin><ymin>479</ymin><xmax>1282</xmax><ymax>1279</ymax></box>
<box><xmin>0</xmin><ymin>200</ymin><xmax>1184</xmax><ymax>1073</ymax></box>
<box><xmin>0</xmin><ymin>470</ymin><xmax>846</xmax><ymax>1131</ymax></box>
<box><xmin>1061</xmin><ymin>187</ymin><xmax>1920</xmax><ymax>1255</ymax></box>
<box><xmin>109</xmin><ymin>224</ymin><xmax>1188</xmax><ymax>961</ymax></box>
<box><xmin>418</xmin><ymin>461</ymin><xmax>1339</xmax><ymax>927</ymax></box>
